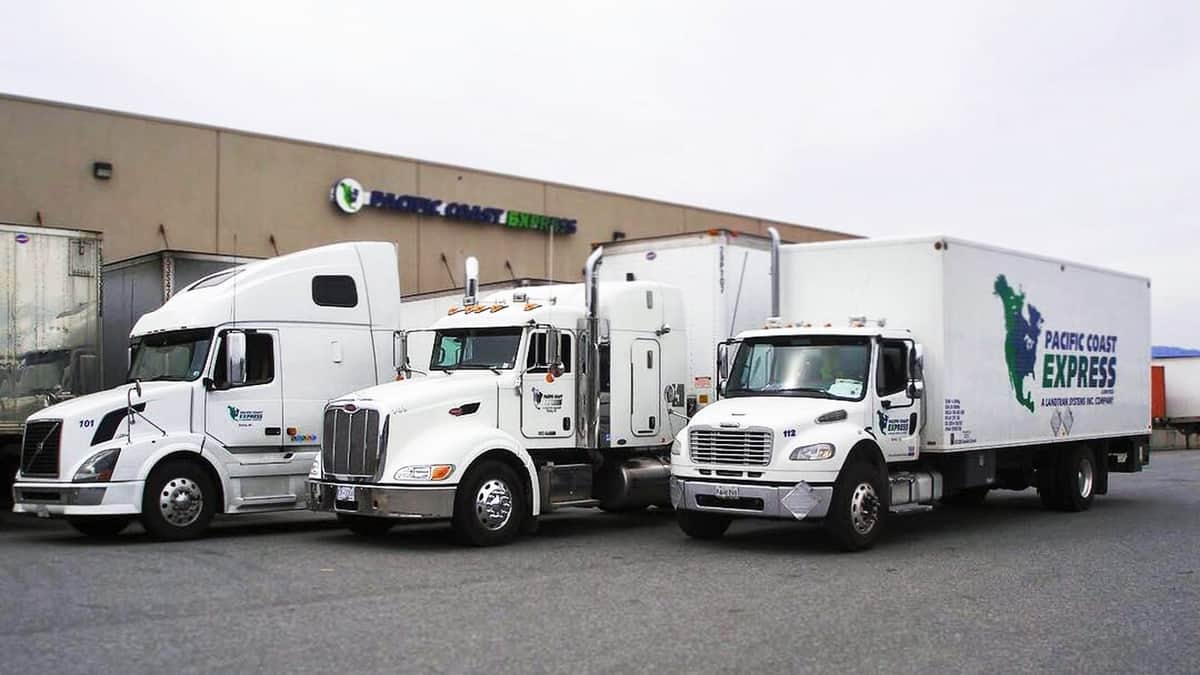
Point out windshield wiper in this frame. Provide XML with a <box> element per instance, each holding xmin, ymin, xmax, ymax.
<box><xmin>776</xmin><ymin>387</ymin><xmax>836</xmax><ymax>398</ymax></box>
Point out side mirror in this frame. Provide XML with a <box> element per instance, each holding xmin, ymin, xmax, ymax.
<box><xmin>717</xmin><ymin>342</ymin><xmax>731</xmax><ymax>381</ymax></box>
<box><xmin>226</xmin><ymin>330</ymin><xmax>247</xmax><ymax>386</ymax></box>
<box><xmin>909</xmin><ymin>343</ymin><xmax>925</xmax><ymax>380</ymax></box>
<box><xmin>394</xmin><ymin>330</ymin><xmax>409</xmax><ymax>376</ymax></box>
<box><xmin>907</xmin><ymin>381</ymin><xmax>925</xmax><ymax>399</ymax></box>
<box><xmin>546</xmin><ymin>328</ymin><xmax>561</xmax><ymax>368</ymax></box>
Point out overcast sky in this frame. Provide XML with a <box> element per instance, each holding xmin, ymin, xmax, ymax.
<box><xmin>2</xmin><ymin>1</ymin><xmax>1197</xmax><ymax>345</ymax></box>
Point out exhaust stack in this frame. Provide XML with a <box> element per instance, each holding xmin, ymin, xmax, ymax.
<box><xmin>581</xmin><ymin>246</ymin><xmax>604</xmax><ymax>449</ymax></box>
<box><xmin>463</xmin><ymin>256</ymin><xmax>479</xmax><ymax>306</ymax></box>
<box><xmin>767</xmin><ymin>227</ymin><xmax>781</xmax><ymax>319</ymax></box>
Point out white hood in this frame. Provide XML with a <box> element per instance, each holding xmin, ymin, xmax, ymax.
<box><xmin>335</xmin><ymin>371</ymin><xmax>502</xmax><ymax>414</ymax></box>
<box><xmin>691</xmin><ymin>395</ymin><xmax>857</xmax><ymax>431</ymax></box>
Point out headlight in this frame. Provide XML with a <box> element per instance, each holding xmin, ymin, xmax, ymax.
<box><xmin>74</xmin><ymin>448</ymin><xmax>120</xmax><ymax>482</ymax></box>
<box><xmin>670</xmin><ymin>437</ymin><xmax>682</xmax><ymax>455</ymax></box>
<box><xmin>789</xmin><ymin>443</ymin><xmax>835</xmax><ymax>461</ymax></box>
<box><xmin>394</xmin><ymin>464</ymin><xmax>454</xmax><ymax>481</ymax></box>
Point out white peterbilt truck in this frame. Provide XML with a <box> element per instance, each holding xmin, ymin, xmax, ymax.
<box><xmin>12</xmin><ymin>242</ymin><xmax>403</xmax><ymax>539</ymax></box>
<box><xmin>671</xmin><ymin>235</ymin><xmax>1151</xmax><ymax>551</ymax></box>
<box><xmin>308</xmin><ymin>249</ymin><xmax>697</xmax><ymax>545</ymax></box>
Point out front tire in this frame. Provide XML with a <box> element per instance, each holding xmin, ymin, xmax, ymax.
<box><xmin>452</xmin><ymin>460</ymin><xmax>526</xmax><ymax>547</ymax></box>
<box><xmin>141</xmin><ymin>460</ymin><xmax>217</xmax><ymax>541</ymax></box>
<box><xmin>337</xmin><ymin>514</ymin><xmax>394</xmax><ymax>536</ymax></box>
<box><xmin>676</xmin><ymin>509</ymin><xmax>731</xmax><ymax>539</ymax></box>
<box><xmin>826</xmin><ymin>461</ymin><xmax>887</xmax><ymax>551</ymax></box>
<box><xmin>67</xmin><ymin>516</ymin><xmax>132</xmax><ymax>538</ymax></box>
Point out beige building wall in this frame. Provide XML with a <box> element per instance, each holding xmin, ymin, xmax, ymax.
<box><xmin>0</xmin><ymin>94</ymin><xmax>856</xmax><ymax>294</ymax></box>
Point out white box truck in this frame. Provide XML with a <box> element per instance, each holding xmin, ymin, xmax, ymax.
<box><xmin>600</xmin><ymin>230</ymin><xmax>777</xmax><ymax>416</ymax></box>
<box><xmin>1</xmin><ymin>223</ymin><xmax>103</xmax><ymax>509</ymax></box>
<box><xmin>671</xmin><ymin>236</ymin><xmax>1151</xmax><ymax>550</ymax></box>
<box><xmin>308</xmin><ymin>249</ymin><xmax>696</xmax><ymax>545</ymax></box>
<box><xmin>12</xmin><ymin>242</ymin><xmax>404</xmax><ymax>539</ymax></box>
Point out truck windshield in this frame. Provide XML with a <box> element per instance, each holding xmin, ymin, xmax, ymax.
<box><xmin>128</xmin><ymin>328</ymin><xmax>214</xmax><ymax>382</ymax></box>
<box><xmin>431</xmin><ymin>328</ymin><xmax>522</xmax><ymax>371</ymax></box>
<box><xmin>725</xmin><ymin>336</ymin><xmax>871</xmax><ymax>401</ymax></box>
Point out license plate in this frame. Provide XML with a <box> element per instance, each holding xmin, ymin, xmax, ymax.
<box><xmin>714</xmin><ymin>485</ymin><xmax>740</xmax><ymax>500</ymax></box>
<box><xmin>335</xmin><ymin>485</ymin><xmax>356</xmax><ymax>503</ymax></box>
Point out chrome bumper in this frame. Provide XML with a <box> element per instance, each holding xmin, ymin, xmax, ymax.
<box><xmin>670</xmin><ymin>477</ymin><xmax>833</xmax><ymax>520</ymax></box>
<box><xmin>307</xmin><ymin>480</ymin><xmax>455</xmax><ymax>520</ymax></box>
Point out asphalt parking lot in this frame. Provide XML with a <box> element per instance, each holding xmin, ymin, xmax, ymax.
<box><xmin>1</xmin><ymin>451</ymin><xmax>1197</xmax><ymax>674</ymax></box>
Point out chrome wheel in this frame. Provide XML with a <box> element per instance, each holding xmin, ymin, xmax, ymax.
<box><xmin>159</xmin><ymin>477</ymin><xmax>204</xmax><ymax>528</ymax></box>
<box><xmin>849</xmin><ymin>482</ymin><xmax>880</xmax><ymax>535</ymax></box>
<box><xmin>1076</xmin><ymin>456</ymin><xmax>1094</xmax><ymax>499</ymax></box>
<box><xmin>474</xmin><ymin>478</ymin><xmax>513</xmax><ymax>531</ymax></box>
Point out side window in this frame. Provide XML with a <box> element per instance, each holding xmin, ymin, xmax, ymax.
<box><xmin>312</xmin><ymin>275</ymin><xmax>358</xmax><ymax>307</ymax></box>
<box><xmin>876</xmin><ymin>341</ymin><xmax>907</xmax><ymax>397</ymax></box>
<box><xmin>526</xmin><ymin>332</ymin><xmax>572</xmax><ymax>373</ymax></box>
<box><xmin>213</xmin><ymin>332</ymin><xmax>275</xmax><ymax>387</ymax></box>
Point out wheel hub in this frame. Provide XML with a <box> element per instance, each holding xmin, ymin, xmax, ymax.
<box><xmin>850</xmin><ymin>482</ymin><xmax>879</xmax><ymax>535</ymax></box>
<box><xmin>474</xmin><ymin>478</ymin><xmax>513</xmax><ymax>531</ymax></box>
<box><xmin>1076</xmin><ymin>456</ymin><xmax>1094</xmax><ymax>499</ymax></box>
<box><xmin>160</xmin><ymin>477</ymin><xmax>203</xmax><ymax>528</ymax></box>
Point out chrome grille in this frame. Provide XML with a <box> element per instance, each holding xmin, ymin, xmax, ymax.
<box><xmin>689</xmin><ymin>427</ymin><xmax>773</xmax><ymax>466</ymax></box>
<box><xmin>21</xmin><ymin>420</ymin><xmax>62</xmax><ymax>477</ymax></box>
<box><xmin>321</xmin><ymin>407</ymin><xmax>382</xmax><ymax>479</ymax></box>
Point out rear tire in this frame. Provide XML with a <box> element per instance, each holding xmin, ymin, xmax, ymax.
<box><xmin>141</xmin><ymin>460</ymin><xmax>217</xmax><ymax>541</ymax></box>
<box><xmin>1056</xmin><ymin>445</ymin><xmax>1096</xmax><ymax>512</ymax></box>
<box><xmin>337</xmin><ymin>514</ymin><xmax>394</xmax><ymax>537</ymax></box>
<box><xmin>67</xmin><ymin>516</ymin><xmax>132</xmax><ymax>539</ymax></box>
<box><xmin>452</xmin><ymin>460</ymin><xmax>526</xmax><ymax>547</ymax></box>
<box><xmin>676</xmin><ymin>509</ymin><xmax>731</xmax><ymax>539</ymax></box>
<box><xmin>826</xmin><ymin>461</ymin><xmax>887</xmax><ymax>552</ymax></box>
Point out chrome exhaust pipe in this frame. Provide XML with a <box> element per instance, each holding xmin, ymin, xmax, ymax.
<box><xmin>767</xmin><ymin>227</ymin><xmax>781</xmax><ymax>319</ymax></box>
<box><xmin>463</xmin><ymin>256</ymin><xmax>479</xmax><ymax>306</ymax></box>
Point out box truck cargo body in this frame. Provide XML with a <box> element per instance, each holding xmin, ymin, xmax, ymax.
<box><xmin>1</xmin><ymin>223</ymin><xmax>103</xmax><ymax>507</ymax></box>
<box><xmin>600</xmin><ymin>230</ymin><xmax>775</xmax><ymax>414</ymax></box>
<box><xmin>671</xmin><ymin>236</ymin><xmax>1151</xmax><ymax>550</ymax></box>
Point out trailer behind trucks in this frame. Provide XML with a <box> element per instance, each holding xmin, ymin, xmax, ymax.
<box><xmin>12</xmin><ymin>242</ymin><xmax>404</xmax><ymax>539</ymax></box>
<box><xmin>1151</xmin><ymin>355</ymin><xmax>1200</xmax><ymax>448</ymax></box>
<box><xmin>101</xmin><ymin>250</ymin><xmax>258</xmax><ymax>389</ymax></box>
<box><xmin>671</xmin><ymin>236</ymin><xmax>1151</xmax><ymax>550</ymax></box>
<box><xmin>600</xmin><ymin>230</ymin><xmax>778</xmax><ymax>416</ymax></box>
<box><xmin>1</xmin><ymin>224</ymin><xmax>103</xmax><ymax>508</ymax></box>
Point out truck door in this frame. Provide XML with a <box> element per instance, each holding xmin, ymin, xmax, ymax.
<box><xmin>630</xmin><ymin>338</ymin><xmax>661</xmax><ymax>437</ymax></box>
<box><xmin>521</xmin><ymin>331</ymin><xmax>575</xmax><ymax>440</ymax></box>
<box><xmin>873</xmin><ymin>339</ymin><xmax>920</xmax><ymax>459</ymax></box>
<box><xmin>205</xmin><ymin>329</ymin><xmax>284</xmax><ymax>454</ymax></box>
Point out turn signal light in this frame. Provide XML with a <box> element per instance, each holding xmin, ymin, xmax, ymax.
<box><xmin>430</xmin><ymin>465</ymin><xmax>453</xmax><ymax>481</ymax></box>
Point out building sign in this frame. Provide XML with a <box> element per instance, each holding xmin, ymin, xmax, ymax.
<box><xmin>330</xmin><ymin>177</ymin><xmax>577</xmax><ymax>235</ymax></box>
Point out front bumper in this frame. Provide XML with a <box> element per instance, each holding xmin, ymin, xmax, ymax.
<box><xmin>670</xmin><ymin>477</ymin><xmax>833</xmax><ymax>520</ymax></box>
<box><xmin>307</xmin><ymin>479</ymin><xmax>456</xmax><ymax>520</ymax></box>
<box><xmin>12</xmin><ymin>480</ymin><xmax>145</xmax><ymax>517</ymax></box>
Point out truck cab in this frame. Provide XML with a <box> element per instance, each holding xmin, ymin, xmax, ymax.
<box><xmin>12</xmin><ymin>242</ymin><xmax>401</xmax><ymax>539</ymax></box>
<box><xmin>671</xmin><ymin>324</ymin><xmax>925</xmax><ymax>550</ymax></box>
<box><xmin>308</xmin><ymin>251</ymin><xmax>689</xmax><ymax>545</ymax></box>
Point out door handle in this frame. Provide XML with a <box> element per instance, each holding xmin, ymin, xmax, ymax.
<box><xmin>265</xmin><ymin>427</ymin><xmax>281</xmax><ymax>436</ymax></box>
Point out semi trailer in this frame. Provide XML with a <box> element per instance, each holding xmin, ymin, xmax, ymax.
<box><xmin>1</xmin><ymin>223</ymin><xmax>103</xmax><ymax>509</ymax></box>
<box><xmin>671</xmin><ymin>235</ymin><xmax>1151</xmax><ymax>550</ymax></box>
<box><xmin>1151</xmin><ymin>355</ymin><xmax>1200</xmax><ymax>448</ymax></box>
<box><xmin>12</xmin><ymin>242</ymin><xmax>404</xmax><ymax>539</ymax></box>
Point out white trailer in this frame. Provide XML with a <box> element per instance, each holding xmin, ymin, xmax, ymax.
<box><xmin>308</xmin><ymin>250</ymin><xmax>695</xmax><ymax>545</ymax></box>
<box><xmin>671</xmin><ymin>235</ymin><xmax>1151</xmax><ymax>550</ymax></box>
<box><xmin>1</xmin><ymin>223</ymin><xmax>103</xmax><ymax>509</ymax></box>
<box><xmin>600</xmin><ymin>230</ymin><xmax>777</xmax><ymax>415</ymax></box>
<box><xmin>12</xmin><ymin>242</ymin><xmax>403</xmax><ymax>539</ymax></box>
<box><xmin>1152</xmin><ymin>355</ymin><xmax>1200</xmax><ymax>446</ymax></box>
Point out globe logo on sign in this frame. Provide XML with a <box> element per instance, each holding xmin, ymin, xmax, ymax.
<box><xmin>330</xmin><ymin>177</ymin><xmax>366</xmax><ymax>214</ymax></box>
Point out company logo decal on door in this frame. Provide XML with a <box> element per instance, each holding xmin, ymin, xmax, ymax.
<box><xmin>227</xmin><ymin>406</ymin><xmax>264</xmax><ymax>425</ymax></box>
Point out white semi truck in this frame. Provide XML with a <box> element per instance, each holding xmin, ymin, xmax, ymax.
<box><xmin>12</xmin><ymin>242</ymin><xmax>403</xmax><ymax>539</ymax></box>
<box><xmin>308</xmin><ymin>249</ymin><xmax>697</xmax><ymax>544</ymax></box>
<box><xmin>671</xmin><ymin>236</ymin><xmax>1151</xmax><ymax>550</ymax></box>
